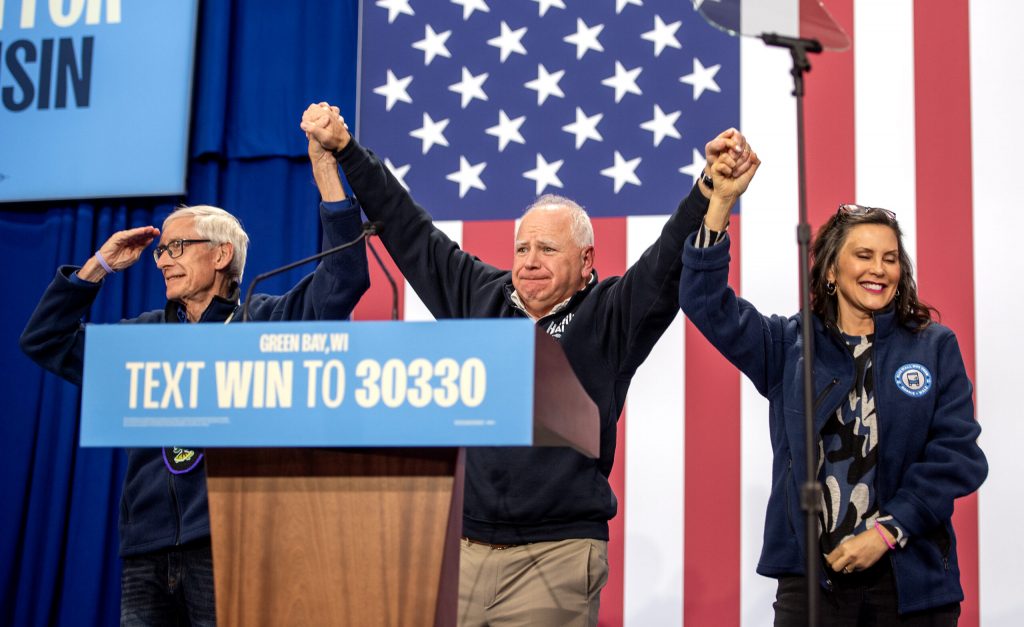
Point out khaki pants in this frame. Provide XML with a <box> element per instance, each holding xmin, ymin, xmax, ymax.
<box><xmin>458</xmin><ymin>538</ymin><xmax>608</xmax><ymax>627</ymax></box>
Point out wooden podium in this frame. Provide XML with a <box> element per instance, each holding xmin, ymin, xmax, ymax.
<box><xmin>205</xmin><ymin>446</ymin><xmax>467</xmax><ymax>626</ymax></box>
<box><xmin>80</xmin><ymin>319</ymin><xmax>597</xmax><ymax>626</ymax></box>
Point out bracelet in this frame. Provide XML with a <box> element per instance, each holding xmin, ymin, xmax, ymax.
<box><xmin>95</xmin><ymin>251</ymin><xmax>115</xmax><ymax>274</ymax></box>
<box><xmin>874</xmin><ymin>523</ymin><xmax>895</xmax><ymax>550</ymax></box>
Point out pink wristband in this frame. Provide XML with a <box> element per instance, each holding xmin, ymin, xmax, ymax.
<box><xmin>95</xmin><ymin>251</ymin><xmax>114</xmax><ymax>274</ymax></box>
<box><xmin>875</xmin><ymin>524</ymin><xmax>895</xmax><ymax>550</ymax></box>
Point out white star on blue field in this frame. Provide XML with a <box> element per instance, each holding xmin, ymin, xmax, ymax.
<box><xmin>359</xmin><ymin>0</ymin><xmax>738</xmax><ymax>219</ymax></box>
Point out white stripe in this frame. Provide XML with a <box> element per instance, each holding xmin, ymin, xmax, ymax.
<box><xmin>970</xmin><ymin>1</ymin><xmax>1024</xmax><ymax>624</ymax></box>
<box><xmin>741</xmin><ymin>0</ymin><xmax>797</xmax><ymax>36</ymax></box>
<box><xmin>402</xmin><ymin>220</ymin><xmax>463</xmax><ymax>322</ymax></box>
<box><xmin>623</xmin><ymin>215</ymin><xmax>685</xmax><ymax>626</ymax></box>
<box><xmin>854</xmin><ymin>0</ymin><xmax>918</xmax><ymax>266</ymax></box>
<box><xmin>739</xmin><ymin>19</ymin><xmax>801</xmax><ymax>625</ymax></box>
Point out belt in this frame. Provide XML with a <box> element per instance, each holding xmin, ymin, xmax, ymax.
<box><xmin>462</xmin><ymin>537</ymin><xmax>522</xmax><ymax>550</ymax></box>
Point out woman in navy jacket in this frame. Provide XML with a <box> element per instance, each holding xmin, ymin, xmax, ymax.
<box><xmin>679</xmin><ymin>149</ymin><xmax>987</xmax><ymax>624</ymax></box>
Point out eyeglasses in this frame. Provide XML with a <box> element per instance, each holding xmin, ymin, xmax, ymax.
<box><xmin>836</xmin><ymin>203</ymin><xmax>897</xmax><ymax>221</ymax></box>
<box><xmin>153</xmin><ymin>239</ymin><xmax>212</xmax><ymax>262</ymax></box>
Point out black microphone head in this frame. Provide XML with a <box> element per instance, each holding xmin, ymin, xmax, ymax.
<box><xmin>363</xmin><ymin>221</ymin><xmax>385</xmax><ymax>236</ymax></box>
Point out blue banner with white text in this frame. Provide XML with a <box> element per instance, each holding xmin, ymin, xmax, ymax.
<box><xmin>0</xmin><ymin>0</ymin><xmax>198</xmax><ymax>202</ymax></box>
<box><xmin>81</xmin><ymin>319</ymin><xmax>537</xmax><ymax>447</ymax></box>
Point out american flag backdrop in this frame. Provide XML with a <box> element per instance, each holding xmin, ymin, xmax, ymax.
<box><xmin>350</xmin><ymin>1</ymin><xmax>1024</xmax><ymax>625</ymax></box>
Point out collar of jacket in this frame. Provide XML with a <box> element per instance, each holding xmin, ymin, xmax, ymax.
<box><xmin>813</xmin><ymin>303</ymin><xmax>900</xmax><ymax>344</ymax></box>
<box><xmin>164</xmin><ymin>286</ymin><xmax>241</xmax><ymax>324</ymax></box>
<box><xmin>503</xmin><ymin>270</ymin><xmax>599</xmax><ymax>321</ymax></box>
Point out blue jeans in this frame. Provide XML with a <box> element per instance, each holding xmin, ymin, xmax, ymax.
<box><xmin>120</xmin><ymin>543</ymin><xmax>217</xmax><ymax>627</ymax></box>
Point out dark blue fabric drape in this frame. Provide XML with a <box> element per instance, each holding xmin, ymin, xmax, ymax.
<box><xmin>0</xmin><ymin>2</ymin><xmax>359</xmax><ymax>624</ymax></box>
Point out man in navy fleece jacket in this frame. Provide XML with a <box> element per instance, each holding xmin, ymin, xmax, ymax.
<box><xmin>302</xmin><ymin>101</ymin><xmax>753</xmax><ymax>626</ymax></box>
<box><xmin>19</xmin><ymin>123</ymin><xmax>369</xmax><ymax>626</ymax></box>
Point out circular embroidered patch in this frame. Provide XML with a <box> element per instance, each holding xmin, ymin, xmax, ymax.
<box><xmin>894</xmin><ymin>363</ymin><xmax>933</xmax><ymax>397</ymax></box>
<box><xmin>163</xmin><ymin>447</ymin><xmax>204</xmax><ymax>475</ymax></box>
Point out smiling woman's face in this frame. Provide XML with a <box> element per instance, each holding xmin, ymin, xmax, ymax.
<box><xmin>828</xmin><ymin>223</ymin><xmax>901</xmax><ymax>331</ymax></box>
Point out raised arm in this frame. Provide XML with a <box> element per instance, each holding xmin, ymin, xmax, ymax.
<box><xmin>678</xmin><ymin>141</ymin><xmax>797</xmax><ymax>396</ymax></box>
<box><xmin>304</xmin><ymin>102</ymin><xmax>347</xmax><ymax>203</ymax></box>
<box><xmin>594</xmin><ymin>129</ymin><xmax>758</xmax><ymax>376</ymax></box>
<box><xmin>243</xmin><ymin>104</ymin><xmax>369</xmax><ymax>322</ymax></box>
<box><xmin>302</xmin><ymin>102</ymin><xmax>506</xmax><ymax>319</ymax></box>
<box><xmin>20</xmin><ymin>226</ymin><xmax>161</xmax><ymax>384</ymax></box>
<box><xmin>79</xmin><ymin>226</ymin><xmax>161</xmax><ymax>282</ymax></box>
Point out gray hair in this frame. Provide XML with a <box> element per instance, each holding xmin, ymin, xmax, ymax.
<box><xmin>163</xmin><ymin>205</ymin><xmax>250</xmax><ymax>283</ymax></box>
<box><xmin>523</xmin><ymin>194</ymin><xmax>594</xmax><ymax>247</ymax></box>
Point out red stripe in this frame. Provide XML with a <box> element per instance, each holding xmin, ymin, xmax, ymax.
<box><xmin>351</xmin><ymin>239</ymin><xmax>406</xmax><ymax>321</ymax></box>
<box><xmin>462</xmin><ymin>220</ymin><xmax>514</xmax><ymax>270</ymax></box>
<box><xmin>589</xmin><ymin>218</ymin><xmax>628</xmax><ymax>283</ymax></box>
<box><xmin>683</xmin><ymin>217</ymin><xmax>742</xmax><ymax>626</ymax></box>
<box><xmin>589</xmin><ymin>217</ymin><xmax>628</xmax><ymax>627</ymax></box>
<box><xmin>805</xmin><ymin>0</ymin><xmax>856</xmax><ymax>231</ymax></box>
<box><xmin>913</xmin><ymin>3</ymin><xmax>979</xmax><ymax>625</ymax></box>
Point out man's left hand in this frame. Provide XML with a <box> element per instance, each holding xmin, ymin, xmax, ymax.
<box><xmin>301</xmin><ymin>102</ymin><xmax>351</xmax><ymax>154</ymax></box>
<box><xmin>303</xmin><ymin>102</ymin><xmax>344</xmax><ymax>167</ymax></box>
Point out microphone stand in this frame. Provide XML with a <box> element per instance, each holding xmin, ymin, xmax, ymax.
<box><xmin>363</xmin><ymin>223</ymin><xmax>399</xmax><ymax>321</ymax></box>
<box><xmin>761</xmin><ymin>32</ymin><xmax>824</xmax><ymax>627</ymax></box>
<box><xmin>241</xmin><ymin>222</ymin><xmax>376</xmax><ymax>322</ymax></box>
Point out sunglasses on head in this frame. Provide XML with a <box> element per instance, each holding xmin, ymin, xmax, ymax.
<box><xmin>836</xmin><ymin>203</ymin><xmax>897</xmax><ymax>221</ymax></box>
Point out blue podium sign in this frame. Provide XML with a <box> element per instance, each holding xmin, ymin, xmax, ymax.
<box><xmin>81</xmin><ymin>319</ymin><xmax>539</xmax><ymax>447</ymax></box>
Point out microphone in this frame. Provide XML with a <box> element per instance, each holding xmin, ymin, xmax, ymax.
<box><xmin>363</xmin><ymin>222</ymin><xmax>399</xmax><ymax>321</ymax></box>
<box><xmin>242</xmin><ymin>221</ymin><xmax>378</xmax><ymax>322</ymax></box>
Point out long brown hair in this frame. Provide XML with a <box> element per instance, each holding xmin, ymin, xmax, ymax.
<box><xmin>809</xmin><ymin>207</ymin><xmax>937</xmax><ymax>331</ymax></box>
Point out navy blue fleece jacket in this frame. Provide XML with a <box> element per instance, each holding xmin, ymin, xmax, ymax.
<box><xmin>337</xmin><ymin>139</ymin><xmax>709</xmax><ymax>543</ymax></box>
<box><xmin>679</xmin><ymin>233</ymin><xmax>987</xmax><ymax>613</ymax></box>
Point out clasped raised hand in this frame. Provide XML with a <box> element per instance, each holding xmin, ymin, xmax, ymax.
<box><xmin>300</xmin><ymin>102</ymin><xmax>351</xmax><ymax>159</ymax></box>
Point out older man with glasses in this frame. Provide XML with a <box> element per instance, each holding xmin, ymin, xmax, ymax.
<box><xmin>19</xmin><ymin>122</ymin><xmax>370</xmax><ymax>626</ymax></box>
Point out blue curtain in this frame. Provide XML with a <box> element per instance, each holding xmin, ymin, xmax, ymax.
<box><xmin>0</xmin><ymin>2</ymin><xmax>359</xmax><ymax>624</ymax></box>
